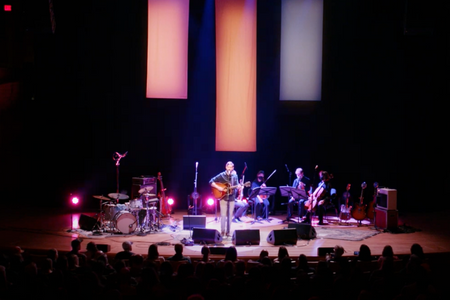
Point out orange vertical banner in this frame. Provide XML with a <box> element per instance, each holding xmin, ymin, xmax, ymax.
<box><xmin>215</xmin><ymin>0</ymin><xmax>257</xmax><ymax>152</ymax></box>
<box><xmin>146</xmin><ymin>0</ymin><xmax>189</xmax><ymax>99</ymax></box>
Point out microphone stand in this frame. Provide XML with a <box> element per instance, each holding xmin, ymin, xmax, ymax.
<box><xmin>192</xmin><ymin>162</ymin><xmax>199</xmax><ymax>215</ymax></box>
<box><xmin>113</xmin><ymin>151</ymin><xmax>128</xmax><ymax>201</ymax></box>
<box><xmin>285</xmin><ymin>164</ymin><xmax>292</xmax><ymax>186</ymax></box>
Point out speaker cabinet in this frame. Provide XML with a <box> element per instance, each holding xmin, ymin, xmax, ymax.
<box><xmin>375</xmin><ymin>208</ymin><xmax>398</xmax><ymax>229</ymax></box>
<box><xmin>79</xmin><ymin>214</ymin><xmax>98</xmax><ymax>231</ymax></box>
<box><xmin>97</xmin><ymin>244</ymin><xmax>111</xmax><ymax>253</ymax></box>
<box><xmin>266</xmin><ymin>228</ymin><xmax>297</xmax><ymax>245</ymax></box>
<box><xmin>232</xmin><ymin>229</ymin><xmax>260</xmax><ymax>245</ymax></box>
<box><xmin>183</xmin><ymin>215</ymin><xmax>206</xmax><ymax>230</ymax></box>
<box><xmin>287</xmin><ymin>223</ymin><xmax>317</xmax><ymax>240</ymax></box>
<box><xmin>192</xmin><ymin>228</ymin><xmax>223</xmax><ymax>244</ymax></box>
<box><xmin>317</xmin><ymin>247</ymin><xmax>335</xmax><ymax>257</ymax></box>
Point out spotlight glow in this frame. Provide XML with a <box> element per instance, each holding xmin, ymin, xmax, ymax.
<box><xmin>71</xmin><ymin>197</ymin><xmax>79</xmax><ymax>205</ymax></box>
<box><xmin>167</xmin><ymin>198</ymin><xmax>174</xmax><ymax>206</ymax></box>
<box><xmin>207</xmin><ymin>198</ymin><xmax>215</xmax><ymax>206</ymax></box>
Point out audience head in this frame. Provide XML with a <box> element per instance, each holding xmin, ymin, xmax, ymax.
<box><xmin>277</xmin><ymin>246</ymin><xmax>289</xmax><ymax>260</ymax></box>
<box><xmin>224</xmin><ymin>246</ymin><xmax>238</xmax><ymax>262</ymax></box>
<box><xmin>381</xmin><ymin>245</ymin><xmax>394</xmax><ymax>258</ymax></box>
<box><xmin>358</xmin><ymin>244</ymin><xmax>372</xmax><ymax>261</ymax></box>
<box><xmin>148</xmin><ymin>244</ymin><xmax>160</xmax><ymax>259</ymax></box>
<box><xmin>201</xmin><ymin>246</ymin><xmax>210</xmax><ymax>257</ymax></box>
<box><xmin>122</xmin><ymin>241</ymin><xmax>133</xmax><ymax>251</ymax></box>
<box><xmin>71</xmin><ymin>238</ymin><xmax>82</xmax><ymax>251</ymax></box>
<box><xmin>334</xmin><ymin>245</ymin><xmax>345</xmax><ymax>258</ymax></box>
<box><xmin>410</xmin><ymin>243</ymin><xmax>425</xmax><ymax>260</ymax></box>
<box><xmin>174</xmin><ymin>243</ymin><xmax>184</xmax><ymax>255</ymax></box>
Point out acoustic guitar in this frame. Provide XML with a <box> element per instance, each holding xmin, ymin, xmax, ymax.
<box><xmin>212</xmin><ymin>181</ymin><xmax>251</xmax><ymax>200</ymax></box>
<box><xmin>366</xmin><ymin>182</ymin><xmax>378</xmax><ymax>220</ymax></box>
<box><xmin>339</xmin><ymin>184</ymin><xmax>352</xmax><ymax>221</ymax></box>
<box><xmin>352</xmin><ymin>182</ymin><xmax>367</xmax><ymax>220</ymax></box>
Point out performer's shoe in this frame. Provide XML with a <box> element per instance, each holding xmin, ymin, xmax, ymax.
<box><xmin>232</xmin><ymin>218</ymin><xmax>241</xmax><ymax>223</ymax></box>
<box><xmin>282</xmin><ymin>217</ymin><xmax>292</xmax><ymax>223</ymax></box>
<box><xmin>301</xmin><ymin>219</ymin><xmax>311</xmax><ymax>224</ymax></box>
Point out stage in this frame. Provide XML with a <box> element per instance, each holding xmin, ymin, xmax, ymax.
<box><xmin>1</xmin><ymin>204</ymin><xmax>450</xmax><ymax>261</ymax></box>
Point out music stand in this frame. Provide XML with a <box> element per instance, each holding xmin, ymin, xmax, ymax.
<box><xmin>279</xmin><ymin>186</ymin><xmax>308</xmax><ymax>223</ymax></box>
<box><xmin>250</xmin><ymin>187</ymin><xmax>277</xmax><ymax>224</ymax></box>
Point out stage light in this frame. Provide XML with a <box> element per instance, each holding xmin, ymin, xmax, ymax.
<box><xmin>71</xmin><ymin>196</ymin><xmax>79</xmax><ymax>205</ymax></box>
<box><xmin>207</xmin><ymin>198</ymin><xmax>214</xmax><ymax>206</ymax></box>
<box><xmin>167</xmin><ymin>197</ymin><xmax>174</xmax><ymax>206</ymax></box>
<box><xmin>4</xmin><ymin>5</ymin><xmax>12</xmax><ymax>11</ymax></box>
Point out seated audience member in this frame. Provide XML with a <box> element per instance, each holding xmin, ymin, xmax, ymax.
<box><xmin>197</xmin><ymin>246</ymin><xmax>214</xmax><ymax>264</ymax></box>
<box><xmin>356</xmin><ymin>244</ymin><xmax>375</xmax><ymax>261</ymax></box>
<box><xmin>85</xmin><ymin>241</ymin><xmax>106</xmax><ymax>261</ymax></box>
<box><xmin>66</xmin><ymin>238</ymin><xmax>87</xmax><ymax>261</ymax></box>
<box><xmin>114</xmin><ymin>241</ymin><xmax>135</xmax><ymax>262</ymax></box>
<box><xmin>378</xmin><ymin>245</ymin><xmax>398</xmax><ymax>268</ymax></box>
<box><xmin>218</xmin><ymin>246</ymin><xmax>242</xmax><ymax>264</ymax></box>
<box><xmin>166</xmin><ymin>243</ymin><xmax>191</xmax><ymax>263</ymax></box>
<box><xmin>144</xmin><ymin>244</ymin><xmax>165</xmax><ymax>267</ymax></box>
<box><xmin>296</xmin><ymin>253</ymin><xmax>315</xmax><ymax>274</ymax></box>
<box><xmin>273</xmin><ymin>246</ymin><xmax>292</xmax><ymax>264</ymax></box>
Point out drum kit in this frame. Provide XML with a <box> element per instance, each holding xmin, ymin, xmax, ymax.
<box><xmin>92</xmin><ymin>186</ymin><xmax>162</xmax><ymax>235</ymax></box>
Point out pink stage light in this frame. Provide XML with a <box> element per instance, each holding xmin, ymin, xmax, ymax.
<box><xmin>71</xmin><ymin>196</ymin><xmax>79</xmax><ymax>205</ymax></box>
<box><xmin>167</xmin><ymin>198</ymin><xmax>174</xmax><ymax>206</ymax></box>
<box><xmin>207</xmin><ymin>198</ymin><xmax>215</xmax><ymax>206</ymax></box>
<box><xmin>4</xmin><ymin>5</ymin><xmax>12</xmax><ymax>11</ymax></box>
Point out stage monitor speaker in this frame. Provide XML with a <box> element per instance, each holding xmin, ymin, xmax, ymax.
<box><xmin>287</xmin><ymin>223</ymin><xmax>317</xmax><ymax>240</ymax></box>
<box><xmin>97</xmin><ymin>244</ymin><xmax>111</xmax><ymax>253</ymax></box>
<box><xmin>183</xmin><ymin>215</ymin><xmax>206</xmax><ymax>230</ymax></box>
<box><xmin>79</xmin><ymin>214</ymin><xmax>98</xmax><ymax>231</ymax></box>
<box><xmin>192</xmin><ymin>228</ymin><xmax>223</xmax><ymax>244</ymax></box>
<box><xmin>232</xmin><ymin>229</ymin><xmax>260</xmax><ymax>245</ymax></box>
<box><xmin>318</xmin><ymin>247</ymin><xmax>335</xmax><ymax>257</ymax></box>
<box><xmin>266</xmin><ymin>228</ymin><xmax>297</xmax><ymax>245</ymax></box>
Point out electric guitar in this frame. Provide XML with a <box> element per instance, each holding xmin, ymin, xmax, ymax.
<box><xmin>352</xmin><ymin>182</ymin><xmax>367</xmax><ymax>220</ymax></box>
<box><xmin>212</xmin><ymin>181</ymin><xmax>251</xmax><ymax>200</ymax></box>
<box><xmin>339</xmin><ymin>184</ymin><xmax>352</xmax><ymax>221</ymax></box>
<box><xmin>366</xmin><ymin>182</ymin><xmax>378</xmax><ymax>220</ymax></box>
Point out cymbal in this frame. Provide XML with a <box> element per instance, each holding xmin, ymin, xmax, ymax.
<box><xmin>143</xmin><ymin>193</ymin><xmax>156</xmax><ymax>197</ymax></box>
<box><xmin>108</xmin><ymin>193</ymin><xmax>129</xmax><ymax>200</ymax></box>
<box><xmin>138</xmin><ymin>186</ymin><xmax>154</xmax><ymax>194</ymax></box>
<box><xmin>93</xmin><ymin>195</ymin><xmax>110</xmax><ymax>201</ymax></box>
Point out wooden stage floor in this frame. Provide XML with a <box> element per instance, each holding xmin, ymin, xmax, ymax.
<box><xmin>1</xmin><ymin>204</ymin><xmax>450</xmax><ymax>261</ymax></box>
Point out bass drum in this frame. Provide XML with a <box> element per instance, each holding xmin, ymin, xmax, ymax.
<box><xmin>112</xmin><ymin>211</ymin><xmax>137</xmax><ymax>234</ymax></box>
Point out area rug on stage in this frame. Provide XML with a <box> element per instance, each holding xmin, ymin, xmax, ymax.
<box><xmin>315</xmin><ymin>227</ymin><xmax>382</xmax><ymax>241</ymax></box>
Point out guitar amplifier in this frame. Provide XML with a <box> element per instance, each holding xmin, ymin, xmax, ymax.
<box><xmin>375</xmin><ymin>207</ymin><xmax>398</xmax><ymax>229</ymax></box>
<box><xmin>132</xmin><ymin>176</ymin><xmax>156</xmax><ymax>185</ymax></box>
<box><xmin>131</xmin><ymin>176</ymin><xmax>157</xmax><ymax>199</ymax></box>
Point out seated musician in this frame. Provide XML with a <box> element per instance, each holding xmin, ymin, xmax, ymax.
<box><xmin>249</xmin><ymin>171</ymin><xmax>270</xmax><ymax>220</ymax></box>
<box><xmin>302</xmin><ymin>170</ymin><xmax>332</xmax><ymax>225</ymax></box>
<box><xmin>284</xmin><ymin>167</ymin><xmax>310</xmax><ymax>222</ymax></box>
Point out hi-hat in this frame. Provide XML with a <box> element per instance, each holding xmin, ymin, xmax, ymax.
<box><xmin>108</xmin><ymin>193</ymin><xmax>129</xmax><ymax>200</ymax></box>
<box><xmin>93</xmin><ymin>195</ymin><xmax>110</xmax><ymax>201</ymax></box>
<box><xmin>138</xmin><ymin>186</ymin><xmax>154</xmax><ymax>194</ymax></box>
<box><xmin>143</xmin><ymin>193</ymin><xmax>156</xmax><ymax>198</ymax></box>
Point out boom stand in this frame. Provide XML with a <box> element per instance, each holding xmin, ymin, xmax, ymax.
<box><xmin>279</xmin><ymin>186</ymin><xmax>307</xmax><ymax>223</ymax></box>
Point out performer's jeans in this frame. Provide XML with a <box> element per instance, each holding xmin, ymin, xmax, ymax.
<box><xmin>220</xmin><ymin>200</ymin><xmax>235</xmax><ymax>234</ymax></box>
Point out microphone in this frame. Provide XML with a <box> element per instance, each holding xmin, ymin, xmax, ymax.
<box><xmin>315</xmin><ymin>165</ymin><xmax>318</xmax><ymax>169</ymax></box>
<box><xmin>123</xmin><ymin>151</ymin><xmax>128</xmax><ymax>157</ymax></box>
<box><xmin>285</xmin><ymin>164</ymin><xmax>290</xmax><ymax>172</ymax></box>
<box><xmin>195</xmin><ymin>162</ymin><xmax>198</xmax><ymax>169</ymax></box>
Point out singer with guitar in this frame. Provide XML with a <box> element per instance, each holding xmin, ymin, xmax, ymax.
<box><xmin>302</xmin><ymin>170</ymin><xmax>332</xmax><ymax>225</ymax></box>
<box><xmin>209</xmin><ymin>161</ymin><xmax>244</xmax><ymax>237</ymax></box>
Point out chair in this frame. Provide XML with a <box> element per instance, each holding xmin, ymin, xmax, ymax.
<box><xmin>323</xmin><ymin>188</ymin><xmax>338</xmax><ymax>221</ymax></box>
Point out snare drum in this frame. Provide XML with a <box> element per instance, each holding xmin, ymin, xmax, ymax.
<box><xmin>112</xmin><ymin>211</ymin><xmax>137</xmax><ymax>234</ymax></box>
<box><xmin>102</xmin><ymin>204</ymin><xmax>120</xmax><ymax>220</ymax></box>
<box><xmin>129</xmin><ymin>198</ymin><xmax>143</xmax><ymax>210</ymax></box>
